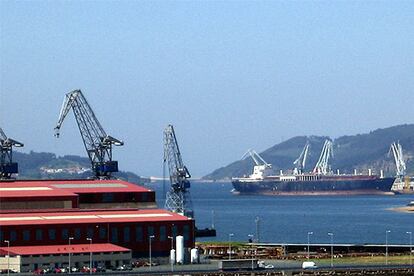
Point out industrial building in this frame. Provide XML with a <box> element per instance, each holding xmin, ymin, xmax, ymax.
<box><xmin>0</xmin><ymin>243</ymin><xmax>131</xmax><ymax>273</ymax></box>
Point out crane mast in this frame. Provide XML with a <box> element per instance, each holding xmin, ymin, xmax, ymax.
<box><xmin>389</xmin><ymin>142</ymin><xmax>406</xmax><ymax>179</ymax></box>
<box><xmin>0</xmin><ymin>128</ymin><xmax>24</xmax><ymax>179</ymax></box>
<box><xmin>293</xmin><ymin>142</ymin><xmax>310</xmax><ymax>174</ymax></box>
<box><xmin>313</xmin><ymin>140</ymin><xmax>333</xmax><ymax>175</ymax></box>
<box><xmin>164</xmin><ymin>124</ymin><xmax>193</xmax><ymax>218</ymax></box>
<box><xmin>54</xmin><ymin>90</ymin><xmax>123</xmax><ymax>179</ymax></box>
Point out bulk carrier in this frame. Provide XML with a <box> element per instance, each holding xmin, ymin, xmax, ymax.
<box><xmin>232</xmin><ymin>141</ymin><xmax>395</xmax><ymax>196</ymax></box>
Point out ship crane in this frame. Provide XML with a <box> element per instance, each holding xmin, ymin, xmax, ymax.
<box><xmin>164</xmin><ymin>124</ymin><xmax>193</xmax><ymax>218</ymax></box>
<box><xmin>54</xmin><ymin>89</ymin><xmax>123</xmax><ymax>179</ymax></box>
<box><xmin>0</xmin><ymin>128</ymin><xmax>24</xmax><ymax>179</ymax></box>
<box><xmin>388</xmin><ymin>142</ymin><xmax>406</xmax><ymax>179</ymax></box>
<box><xmin>241</xmin><ymin>149</ymin><xmax>272</xmax><ymax>168</ymax></box>
<box><xmin>293</xmin><ymin>142</ymin><xmax>310</xmax><ymax>175</ymax></box>
<box><xmin>313</xmin><ymin>140</ymin><xmax>333</xmax><ymax>175</ymax></box>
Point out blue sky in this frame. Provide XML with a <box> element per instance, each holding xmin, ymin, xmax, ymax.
<box><xmin>1</xmin><ymin>1</ymin><xmax>413</xmax><ymax>177</ymax></box>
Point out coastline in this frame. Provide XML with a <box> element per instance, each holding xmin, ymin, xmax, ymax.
<box><xmin>390</xmin><ymin>206</ymin><xmax>414</xmax><ymax>213</ymax></box>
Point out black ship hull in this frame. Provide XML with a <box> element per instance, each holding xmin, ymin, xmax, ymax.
<box><xmin>232</xmin><ymin>177</ymin><xmax>395</xmax><ymax>196</ymax></box>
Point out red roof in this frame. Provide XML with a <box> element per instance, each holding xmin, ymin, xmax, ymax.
<box><xmin>0</xmin><ymin>243</ymin><xmax>130</xmax><ymax>256</ymax></box>
<box><xmin>0</xmin><ymin>179</ymin><xmax>152</xmax><ymax>198</ymax></box>
<box><xmin>0</xmin><ymin>209</ymin><xmax>191</xmax><ymax>226</ymax></box>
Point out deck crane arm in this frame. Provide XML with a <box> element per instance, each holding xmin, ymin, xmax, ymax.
<box><xmin>388</xmin><ymin>142</ymin><xmax>406</xmax><ymax>178</ymax></box>
<box><xmin>313</xmin><ymin>140</ymin><xmax>333</xmax><ymax>175</ymax></box>
<box><xmin>293</xmin><ymin>142</ymin><xmax>310</xmax><ymax>174</ymax></box>
<box><xmin>0</xmin><ymin>128</ymin><xmax>24</xmax><ymax>179</ymax></box>
<box><xmin>242</xmin><ymin>149</ymin><xmax>271</xmax><ymax>168</ymax></box>
<box><xmin>54</xmin><ymin>89</ymin><xmax>123</xmax><ymax>179</ymax></box>
<box><xmin>164</xmin><ymin>124</ymin><xmax>193</xmax><ymax>217</ymax></box>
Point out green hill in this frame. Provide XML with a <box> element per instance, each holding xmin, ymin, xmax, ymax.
<box><xmin>203</xmin><ymin>124</ymin><xmax>414</xmax><ymax>180</ymax></box>
<box><xmin>13</xmin><ymin>151</ymin><xmax>147</xmax><ymax>184</ymax></box>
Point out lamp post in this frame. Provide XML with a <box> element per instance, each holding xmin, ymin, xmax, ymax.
<box><xmin>168</xmin><ymin>236</ymin><xmax>174</xmax><ymax>272</ymax></box>
<box><xmin>385</xmin><ymin>230</ymin><xmax>391</xmax><ymax>265</ymax></box>
<box><xmin>248</xmin><ymin>234</ymin><xmax>254</xmax><ymax>270</ymax></box>
<box><xmin>307</xmin><ymin>232</ymin><xmax>313</xmax><ymax>259</ymax></box>
<box><xmin>228</xmin><ymin>233</ymin><xmax>234</xmax><ymax>260</ymax></box>
<box><xmin>328</xmin><ymin>233</ymin><xmax>334</xmax><ymax>268</ymax></box>
<box><xmin>68</xmin><ymin>237</ymin><xmax>74</xmax><ymax>274</ymax></box>
<box><xmin>407</xmin><ymin>231</ymin><xmax>412</xmax><ymax>266</ymax></box>
<box><xmin>149</xmin><ymin>235</ymin><xmax>155</xmax><ymax>271</ymax></box>
<box><xmin>4</xmin><ymin>240</ymin><xmax>10</xmax><ymax>276</ymax></box>
<box><xmin>86</xmin><ymin>238</ymin><xmax>92</xmax><ymax>274</ymax></box>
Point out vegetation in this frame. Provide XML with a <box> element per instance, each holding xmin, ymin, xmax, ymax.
<box><xmin>204</xmin><ymin>124</ymin><xmax>414</xmax><ymax>180</ymax></box>
<box><xmin>13</xmin><ymin>151</ymin><xmax>146</xmax><ymax>184</ymax></box>
<box><xmin>312</xmin><ymin>255</ymin><xmax>413</xmax><ymax>266</ymax></box>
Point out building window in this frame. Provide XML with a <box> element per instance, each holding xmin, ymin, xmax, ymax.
<box><xmin>23</xmin><ymin>230</ymin><xmax>30</xmax><ymax>241</ymax></box>
<box><xmin>87</xmin><ymin>227</ymin><xmax>93</xmax><ymax>239</ymax></box>
<box><xmin>141</xmin><ymin>192</ymin><xmax>148</xmax><ymax>201</ymax></box>
<box><xmin>123</xmin><ymin>227</ymin><xmax>130</xmax><ymax>242</ymax></box>
<box><xmin>183</xmin><ymin>225</ymin><xmax>190</xmax><ymax>241</ymax></box>
<box><xmin>0</xmin><ymin>231</ymin><xmax>3</xmax><ymax>242</ymax></box>
<box><xmin>135</xmin><ymin>226</ymin><xmax>143</xmax><ymax>242</ymax></box>
<box><xmin>111</xmin><ymin>227</ymin><xmax>118</xmax><ymax>242</ymax></box>
<box><xmin>48</xmin><ymin>229</ymin><xmax>56</xmax><ymax>240</ymax></box>
<box><xmin>148</xmin><ymin>226</ymin><xmax>154</xmax><ymax>238</ymax></box>
<box><xmin>160</xmin><ymin>226</ymin><xmax>166</xmax><ymax>241</ymax></box>
<box><xmin>74</xmin><ymin>228</ymin><xmax>81</xmax><ymax>240</ymax></box>
<box><xmin>10</xmin><ymin>230</ymin><xmax>17</xmax><ymax>242</ymax></box>
<box><xmin>102</xmin><ymin>193</ymin><xmax>114</xmax><ymax>203</ymax></box>
<box><xmin>36</xmin><ymin>229</ymin><xmax>43</xmax><ymax>241</ymax></box>
<box><xmin>172</xmin><ymin>225</ymin><xmax>178</xmax><ymax>238</ymax></box>
<box><xmin>99</xmin><ymin>227</ymin><xmax>106</xmax><ymax>240</ymax></box>
<box><xmin>62</xmin><ymin>229</ymin><xmax>69</xmax><ymax>240</ymax></box>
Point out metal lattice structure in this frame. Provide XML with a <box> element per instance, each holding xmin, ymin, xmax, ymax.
<box><xmin>389</xmin><ymin>142</ymin><xmax>406</xmax><ymax>178</ymax></box>
<box><xmin>293</xmin><ymin>142</ymin><xmax>310</xmax><ymax>174</ymax></box>
<box><xmin>313</xmin><ymin>140</ymin><xmax>333</xmax><ymax>175</ymax></box>
<box><xmin>54</xmin><ymin>90</ymin><xmax>123</xmax><ymax>179</ymax></box>
<box><xmin>0</xmin><ymin>128</ymin><xmax>24</xmax><ymax>179</ymax></box>
<box><xmin>163</xmin><ymin>124</ymin><xmax>193</xmax><ymax>218</ymax></box>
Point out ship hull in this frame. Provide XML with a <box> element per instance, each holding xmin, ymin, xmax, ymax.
<box><xmin>232</xmin><ymin>177</ymin><xmax>395</xmax><ymax>196</ymax></box>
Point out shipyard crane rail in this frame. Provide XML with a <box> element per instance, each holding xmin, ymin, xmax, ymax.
<box><xmin>0</xmin><ymin>128</ymin><xmax>24</xmax><ymax>179</ymax></box>
<box><xmin>389</xmin><ymin>142</ymin><xmax>406</xmax><ymax>178</ymax></box>
<box><xmin>54</xmin><ymin>89</ymin><xmax>123</xmax><ymax>179</ymax></box>
<box><xmin>293</xmin><ymin>142</ymin><xmax>310</xmax><ymax>174</ymax></box>
<box><xmin>313</xmin><ymin>140</ymin><xmax>333</xmax><ymax>175</ymax></box>
<box><xmin>163</xmin><ymin>124</ymin><xmax>193</xmax><ymax>218</ymax></box>
<box><xmin>241</xmin><ymin>149</ymin><xmax>272</xmax><ymax>168</ymax></box>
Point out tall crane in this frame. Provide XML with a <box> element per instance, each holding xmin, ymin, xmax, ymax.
<box><xmin>388</xmin><ymin>142</ymin><xmax>406</xmax><ymax>179</ymax></box>
<box><xmin>313</xmin><ymin>140</ymin><xmax>333</xmax><ymax>175</ymax></box>
<box><xmin>293</xmin><ymin>142</ymin><xmax>310</xmax><ymax>174</ymax></box>
<box><xmin>163</xmin><ymin>124</ymin><xmax>193</xmax><ymax>218</ymax></box>
<box><xmin>0</xmin><ymin>128</ymin><xmax>24</xmax><ymax>179</ymax></box>
<box><xmin>54</xmin><ymin>90</ymin><xmax>123</xmax><ymax>179</ymax></box>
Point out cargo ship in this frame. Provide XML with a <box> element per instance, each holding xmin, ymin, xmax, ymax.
<box><xmin>232</xmin><ymin>141</ymin><xmax>395</xmax><ymax>196</ymax></box>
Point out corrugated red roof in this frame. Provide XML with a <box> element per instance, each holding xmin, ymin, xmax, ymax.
<box><xmin>0</xmin><ymin>243</ymin><xmax>130</xmax><ymax>256</ymax></box>
<box><xmin>0</xmin><ymin>209</ymin><xmax>191</xmax><ymax>226</ymax></box>
<box><xmin>0</xmin><ymin>179</ymin><xmax>152</xmax><ymax>198</ymax></box>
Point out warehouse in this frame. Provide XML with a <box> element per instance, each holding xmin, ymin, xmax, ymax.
<box><xmin>0</xmin><ymin>179</ymin><xmax>156</xmax><ymax>210</ymax></box>
<box><xmin>0</xmin><ymin>208</ymin><xmax>194</xmax><ymax>257</ymax></box>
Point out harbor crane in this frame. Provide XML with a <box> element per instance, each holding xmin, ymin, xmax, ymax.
<box><xmin>164</xmin><ymin>124</ymin><xmax>193</xmax><ymax>218</ymax></box>
<box><xmin>0</xmin><ymin>128</ymin><xmax>24</xmax><ymax>179</ymax></box>
<box><xmin>54</xmin><ymin>89</ymin><xmax>123</xmax><ymax>179</ymax></box>
<box><xmin>313</xmin><ymin>140</ymin><xmax>333</xmax><ymax>175</ymax></box>
<box><xmin>388</xmin><ymin>142</ymin><xmax>406</xmax><ymax>179</ymax></box>
<box><xmin>293</xmin><ymin>142</ymin><xmax>310</xmax><ymax>174</ymax></box>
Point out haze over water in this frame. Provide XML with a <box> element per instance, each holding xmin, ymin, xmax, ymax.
<box><xmin>151</xmin><ymin>181</ymin><xmax>414</xmax><ymax>245</ymax></box>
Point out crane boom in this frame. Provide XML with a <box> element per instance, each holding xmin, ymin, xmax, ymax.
<box><xmin>0</xmin><ymin>128</ymin><xmax>24</xmax><ymax>179</ymax></box>
<box><xmin>313</xmin><ymin>140</ymin><xmax>333</xmax><ymax>175</ymax></box>
<box><xmin>54</xmin><ymin>89</ymin><xmax>123</xmax><ymax>179</ymax></box>
<box><xmin>164</xmin><ymin>124</ymin><xmax>193</xmax><ymax>218</ymax></box>
<box><xmin>388</xmin><ymin>142</ymin><xmax>406</xmax><ymax>178</ymax></box>
<box><xmin>241</xmin><ymin>149</ymin><xmax>271</xmax><ymax>168</ymax></box>
<box><xmin>293</xmin><ymin>142</ymin><xmax>310</xmax><ymax>174</ymax></box>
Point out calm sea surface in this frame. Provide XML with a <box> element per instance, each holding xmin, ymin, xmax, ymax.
<box><xmin>148</xmin><ymin>181</ymin><xmax>414</xmax><ymax>245</ymax></box>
